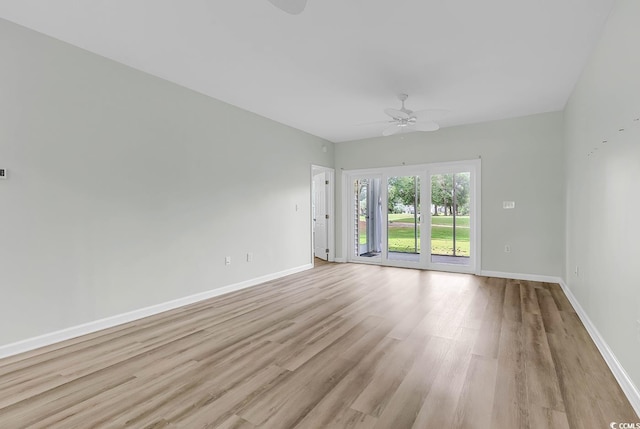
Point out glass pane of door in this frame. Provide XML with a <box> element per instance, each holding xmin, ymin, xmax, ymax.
<box><xmin>430</xmin><ymin>172</ymin><xmax>471</xmax><ymax>266</ymax></box>
<box><xmin>354</xmin><ymin>177</ymin><xmax>382</xmax><ymax>259</ymax></box>
<box><xmin>387</xmin><ymin>176</ymin><xmax>420</xmax><ymax>262</ymax></box>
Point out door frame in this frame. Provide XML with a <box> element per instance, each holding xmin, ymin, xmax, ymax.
<box><xmin>311</xmin><ymin>165</ymin><xmax>335</xmax><ymax>264</ymax></box>
<box><xmin>425</xmin><ymin>159</ymin><xmax>481</xmax><ymax>274</ymax></box>
<box><xmin>342</xmin><ymin>159</ymin><xmax>481</xmax><ymax>274</ymax></box>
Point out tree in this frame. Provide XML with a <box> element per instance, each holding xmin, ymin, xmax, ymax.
<box><xmin>431</xmin><ymin>173</ymin><xmax>470</xmax><ymax>215</ymax></box>
<box><xmin>387</xmin><ymin>176</ymin><xmax>419</xmax><ymax>213</ymax></box>
<box><xmin>453</xmin><ymin>173</ymin><xmax>470</xmax><ymax>215</ymax></box>
<box><xmin>431</xmin><ymin>175</ymin><xmax>449</xmax><ymax>215</ymax></box>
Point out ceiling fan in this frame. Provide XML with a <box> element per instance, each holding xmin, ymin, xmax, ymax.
<box><xmin>267</xmin><ymin>0</ymin><xmax>308</xmax><ymax>15</ymax></box>
<box><xmin>382</xmin><ymin>94</ymin><xmax>446</xmax><ymax>136</ymax></box>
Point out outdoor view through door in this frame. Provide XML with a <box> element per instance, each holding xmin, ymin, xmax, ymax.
<box><xmin>388</xmin><ymin>176</ymin><xmax>420</xmax><ymax>262</ymax></box>
<box><xmin>430</xmin><ymin>172</ymin><xmax>471</xmax><ymax>266</ymax></box>
<box><xmin>355</xmin><ymin>178</ymin><xmax>382</xmax><ymax>258</ymax></box>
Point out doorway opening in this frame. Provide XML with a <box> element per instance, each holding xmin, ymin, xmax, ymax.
<box><xmin>355</xmin><ymin>177</ymin><xmax>382</xmax><ymax>258</ymax></box>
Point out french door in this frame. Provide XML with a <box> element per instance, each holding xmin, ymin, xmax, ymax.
<box><xmin>347</xmin><ymin>160</ymin><xmax>480</xmax><ymax>273</ymax></box>
<box><xmin>427</xmin><ymin>163</ymin><xmax>479</xmax><ymax>272</ymax></box>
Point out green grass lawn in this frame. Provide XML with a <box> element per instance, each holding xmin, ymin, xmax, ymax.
<box><xmin>431</xmin><ymin>225</ymin><xmax>469</xmax><ymax>256</ymax></box>
<box><xmin>359</xmin><ymin>215</ymin><xmax>470</xmax><ymax>256</ymax></box>
<box><xmin>386</xmin><ymin>214</ymin><xmax>469</xmax><ymax>227</ymax></box>
<box><xmin>387</xmin><ymin>227</ymin><xmax>421</xmax><ymax>253</ymax></box>
<box><xmin>387</xmin><ymin>213</ymin><xmax>419</xmax><ymax>223</ymax></box>
<box><xmin>362</xmin><ymin>214</ymin><xmax>420</xmax><ymax>223</ymax></box>
<box><xmin>431</xmin><ymin>215</ymin><xmax>469</xmax><ymax>227</ymax></box>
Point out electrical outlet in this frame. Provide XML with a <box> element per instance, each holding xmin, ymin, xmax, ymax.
<box><xmin>504</xmin><ymin>244</ymin><xmax>511</xmax><ymax>253</ymax></box>
<box><xmin>225</xmin><ymin>256</ymin><xmax>231</xmax><ymax>265</ymax></box>
<box><xmin>247</xmin><ymin>252</ymin><xmax>253</xmax><ymax>262</ymax></box>
<box><xmin>0</xmin><ymin>168</ymin><xmax>6</xmax><ymax>179</ymax></box>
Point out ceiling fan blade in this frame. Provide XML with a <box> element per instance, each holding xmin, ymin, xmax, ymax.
<box><xmin>384</xmin><ymin>108</ymin><xmax>409</xmax><ymax>120</ymax></box>
<box><xmin>267</xmin><ymin>0</ymin><xmax>308</xmax><ymax>14</ymax></box>
<box><xmin>414</xmin><ymin>121</ymin><xmax>440</xmax><ymax>132</ymax></box>
<box><xmin>382</xmin><ymin>124</ymin><xmax>401</xmax><ymax>136</ymax></box>
<box><xmin>411</xmin><ymin>108</ymin><xmax>449</xmax><ymax>121</ymax></box>
<box><xmin>354</xmin><ymin>120</ymin><xmax>394</xmax><ymax>127</ymax></box>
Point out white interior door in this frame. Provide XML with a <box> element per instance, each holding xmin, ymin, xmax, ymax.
<box><xmin>313</xmin><ymin>171</ymin><xmax>328</xmax><ymax>260</ymax></box>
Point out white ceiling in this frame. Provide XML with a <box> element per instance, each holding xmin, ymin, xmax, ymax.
<box><xmin>0</xmin><ymin>0</ymin><xmax>614</xmax><ymax>142</ymax></box>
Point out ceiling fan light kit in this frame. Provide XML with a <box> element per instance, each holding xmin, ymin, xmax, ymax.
<box><xmin>382</xmin><ymin>93</ymin><xmax>444</xmax><ymax>136</ymax></box>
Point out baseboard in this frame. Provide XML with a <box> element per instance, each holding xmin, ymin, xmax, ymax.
<box><xmin>481</xmin><ymin>270</ymin><xmax>640</xmax><ymax>415</ymax></box>
<box><xmin>558</xmin><ymin>280</ymin><xmax>640</xmax><ymax>417</ymax></box>
<box><xmin>0</xmin><ymin>263</ymin><xmax>313</xmax><ymax>360</ymax></box>
<box><xmin>479</xmin><ymin>270</ymin><xmax>562</xmax><ymax>284</ymax></box>
<box><xmin>333</xmin><ymin>257</ymin><xmax>347</xmax><ymax>263</ymax></box>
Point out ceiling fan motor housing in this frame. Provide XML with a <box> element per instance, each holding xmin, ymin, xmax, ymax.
<box><xmin>382</xmin><ymin>93</ymin><xmax>443</xmax><ymax>135</ymax></box>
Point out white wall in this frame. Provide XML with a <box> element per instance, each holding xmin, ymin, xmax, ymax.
<box><xmin>564</xmin><ymin>0</ymin><xmax>640</xmax><ymax>389</ymax></box>
<box><xmin>334</xmin><ymin>112</ymin><xmax>565</xmax><ymax>277</ymax></box>
<box><xmin>0</xmin><ymin>18</ymin><xmax>333</xmax><ymax>346</ymax></box>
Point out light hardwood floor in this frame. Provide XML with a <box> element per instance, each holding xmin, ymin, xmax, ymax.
<box><xmin>0</xmin><ymin>263</ymin><xmax>637</xmax><ymax>428</ymax></box>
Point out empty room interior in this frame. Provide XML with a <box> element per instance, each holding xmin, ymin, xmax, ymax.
<box><xmin>1</xmin><ymin>0</ymin><xmax>639</xmax><ymax>428</ymax></box>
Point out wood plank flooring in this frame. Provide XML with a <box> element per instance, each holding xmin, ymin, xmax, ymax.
<box><xmin>0</xmin><ymin>263</ymin><xmax>637</xmax><ymax>428</ymax></box>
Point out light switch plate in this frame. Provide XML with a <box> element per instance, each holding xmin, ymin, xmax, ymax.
<box><xmin>0</xmin><ymin>168</ymin><xmax>6</xmax><ymax>179</ymax></box>
<box><xmin>503</xmin><ymin>201</ymin><xmax>515</xmax><ymax>209</ymax></box>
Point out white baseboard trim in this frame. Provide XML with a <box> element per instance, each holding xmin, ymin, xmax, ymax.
<box><xmin>0</xmin><ymin>263</ymin><xmax>313</xmax><ymax>360</ymax></box>
<box><xmin>558</xmin><ymin>280</ymin><xmax>640</xmax><ymax>417</ymax></box>
<box><xmin>479</xmin><ymin>270</ymin><xmax>562</xmax><ymax>284</ymax></box>
<box><xmin>333</xmin><ymin>257</ymin><xmax>347</xmax><ymax>263</ymax></box>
